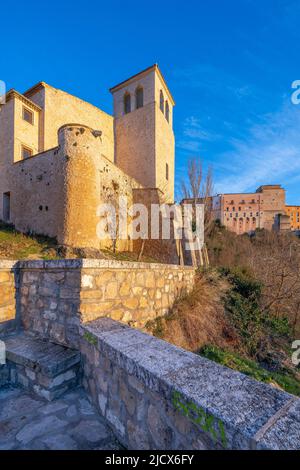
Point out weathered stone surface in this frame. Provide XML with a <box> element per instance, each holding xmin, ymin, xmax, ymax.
<box><xmin>2</xmin><ymin>333</ymin><xmax>81</xmax><ymax>401</ymax></box>
<box><xmin>127</xmin><ymin>420</ymin><xmax>150</xmax><ymax>449</ymax></box>
<box><xmin>119</xmin><ymin>380</ymin><xmax>135</xmax><ymax>416</ymax></box>
<box><xmin>78</xmin><ymin>397</ymin><xmax>95</xmax><ymax>415</ymax></box>
<box><xmin>255</xmin><ymin>398</ymin><xmax>300</xmax><ymax>450</ymax></box>
<box><xmin>71</xmin><ymin>419</ymin><xmax>109</xmax><ymax>443</ymax></box>
<box><xmin>40</xmin><ymin>401</ymin><xmax>68</xmax><ymax>415</ymax></box>
<box><xmin>16</xmin><ymin>415</ymin><xmax>67</xmax><ymax>444</ymax></box>
<box><xmin>1</xmin><ymin>259</ymin><xmax>194</xmax><ymax>347</ymax></box>
<box><xmin>0</xmin><ymin>394</ymin><xmax>43</xmax><ymax>421</ymax></box>
<box><xmin>147</xmin><ymin>404</ymin><xmax>174</xmax><ymax>449</ymax></box>
<box><xmin>80</xmin><ymin>318</ymin><xmax>300</xmax><ymax>450</ymax></box>
<box><xmin>41</xmin><ymin>433</ymin><xmax>78</xmax><ymax>450</ymax></box>
<box><xmin>0</xmin><ymin>387</ymin><xmax>121</xmax><ymax>450</ymax></box>
<box><xmin>5</xmin><ymin>333</ymin><xmax>80</xmax><ymax>377</ymax></box>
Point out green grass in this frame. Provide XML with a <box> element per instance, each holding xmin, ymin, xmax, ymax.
<box><xmin>199</xmin><ymin>345</ymin><xmax>300</xmax><ymax>397</ymax></box>
<box><xmin>0</xmin><ymin>222</ymin><xmax>59</xmax><ymax>260</ymax></box>
<box><xmin>0</xmin><ymin>221</ymin><xmax>163</xmax><ymax>262</ymax></box>
<box><xmin>100</xmin><ymin>248</ymin><xmax>162</xmax><ymax>264</ymax></box>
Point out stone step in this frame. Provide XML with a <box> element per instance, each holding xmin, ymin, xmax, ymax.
<box><xmin>3</xmin><ymin>333</ymin><xmax>81</xmax><ymax>401</ymax></box>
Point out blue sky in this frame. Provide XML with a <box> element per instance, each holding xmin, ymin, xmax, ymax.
<box><xmin>2</xmin><ymin>0</ymin><xmax>300</xmax><ymax>203</ymax></box>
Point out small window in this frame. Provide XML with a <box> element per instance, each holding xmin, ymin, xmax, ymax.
<box><xmin>160</xmin><ymin>90</ymin><xmax>164</xmax><ymax>113</ymax></box>
<box><xmin>165</xmin><ymin>101</ymin><xmax>169</xmax><ymax>122</ymax></box>
<box><xmin>21</xmin><ymin>145</ymin><xmax>33</xmax><ymax>160</ymax></box>
<box><xmin>135</xmin><ymin>87</ymin><xmax>143</xmax><ymax>109</ymax></box>
<box><xmin>23</xmin><ymin>107</ymin><xmax>34</xmax><ymax>125</ymax></box>
<box><xmin>166</xmin><ymin>163</ymin><xmax>169</xmax><ymax>181</ymax></box>
<box><xmin>124</xmin><ymin>93</ymin><xmax>131</xmax><ymax>114</ymax></box>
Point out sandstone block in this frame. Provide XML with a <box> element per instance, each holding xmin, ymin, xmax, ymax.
<box><xmin>0</xmin><ymin>272</ymin><xmax>10</xmax><ymax>283</ymax></box>
<box><xmin>119</xmin><ymin>282</ymin><xmax>131</xmax><ymax>296</ymax></box>
<box><xmin>123</xmin><ymin>298</ymin><xmax>139</xmax><ymax>310</ymax></box>
<box><xmin>105</xmin><ymin>281</ymin><xmax>118</xmax><ymax>299</ymax></box>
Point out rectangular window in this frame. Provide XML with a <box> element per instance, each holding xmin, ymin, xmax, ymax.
<box><xmin>21</xmin><ymin>145</ymin><xmax>33</xmax><ymax>160</ymax></box>
<box><xmin>166</xmin><ymin>163</ymin><xmax>169</xmax><ymax>181</ymax></box>
<box><xmin>22</xmin><ymin>107</ymin><xmax>34</xmax><ymax>125</ymax></box>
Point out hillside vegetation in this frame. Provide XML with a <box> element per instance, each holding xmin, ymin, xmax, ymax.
<box><xmin>0</xmin><ymin>222</ymin><xmax>59</xmax><ymax>260</ymax></box>
<box><xmin>0</xmin><ymin>221</ymin><xmax>160</xmax><ymax>263</ymax></box>
<box><xmin>147</xmin><ymin>224</ymin><xmax>300</xmax><ymax>396</ymax></box>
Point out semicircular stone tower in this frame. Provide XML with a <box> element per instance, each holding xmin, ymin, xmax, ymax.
<box><xmin>58</xmin><ymin>124</ymin><xmax>103</xmax><ymax>249</ymax></box>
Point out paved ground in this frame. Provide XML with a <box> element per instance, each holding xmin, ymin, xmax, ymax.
<box><xmin>0</xmin><ymin>386</ymin><xmax>121</xmax><ymax>450</ymax></box>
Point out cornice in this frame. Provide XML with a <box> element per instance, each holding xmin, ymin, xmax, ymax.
<box><xmin>5</xmin><ymin>89</ymin><xmax>42</xmax><ymax>112</ymax></box>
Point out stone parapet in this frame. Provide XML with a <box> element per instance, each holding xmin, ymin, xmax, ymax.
<box><xmin>80</xmin><ymin>318</ymin><xmax>300</xmax><ymax>450</ymax></box>
<box><xmin>0</xmin><ymin>259</ymin><xmax>195</xmax><ymax>348</ymax></box>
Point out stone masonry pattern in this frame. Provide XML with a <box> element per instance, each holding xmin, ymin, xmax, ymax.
<box><xmin>0</xmin><ymin>260</ymin><xmax>195</xmax><ymax>349</ymax></box>
<box><xmin>0</xmin><ymin>386</ymin><xmax>121</xmax><ymax>450</ymax></box>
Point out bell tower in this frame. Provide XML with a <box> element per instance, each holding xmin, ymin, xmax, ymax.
<box><xmin>110</xmin><ymin>64</ymin><xmax>175</xmax><ymax>202</ymax></box>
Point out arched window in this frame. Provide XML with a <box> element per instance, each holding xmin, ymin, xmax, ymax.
<box><xmin>160</xmin><ymin>90</ymin><xmax>164</xmax><ymax>113</ymax></box>
<box><xmin>124</xmin><ymin>93</ymin><xmax>131</xmax><ymax>114</ymax></box>
<box><xmin>135</xmin><ymin>87</ymin><xmax>143</xmax><ymax>109</ymax></box>
<box><xmin>165</xmin><ymin>101</ymin><xmax>169</xmax><ymax>122</ymax></box>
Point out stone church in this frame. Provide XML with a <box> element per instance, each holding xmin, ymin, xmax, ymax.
<box><xmin>0</xmin><ymin>65</ymin><xmax>176</xmax><ymax>256</ymax></box>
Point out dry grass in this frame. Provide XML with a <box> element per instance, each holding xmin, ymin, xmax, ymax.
<box><xmin>146</xmin><ymin>270</ymin><xmax>241</xmax><ymax>353</ymax></box>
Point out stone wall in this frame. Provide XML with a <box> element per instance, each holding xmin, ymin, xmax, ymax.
<box><xmin>8</xmin><ymin>148</ymin><xmax>65</xmax><ymax>239</ymax></box>
<box><xmin>59</xmin><ymin>124</ymin><xmax>141</xmax><ymax>251</ymax></box>
<box><xmin>80</xmin><ymin>318</ymin><xmax>300</xmax><ymax>450</ymax></box>
<box><xmin>26</xmin><ymin>82</ymin><xmax>115</xmax><ymax>163</ymax></box>
<box><xmin>19</xmin><ymin>260</ymin><xmax>82</xmax><ymax>349</ymax></box>
<box><xmin>79</xmin><ymin>260</ymin><xmax>194</xmax><ymax>327</ymax></box>
<box><xmin>0</xmin><ymin>261</ymin><xmax>18</xmax><ymax>333</ymax></box>
<box><xmin>13</xmin><ymin>95</ymin><xmax>41</xmax><ymax>161</ymax></box>
<box><xmin>1</xmin><ymin>259</ymin><xmax>194</xmax><ymax>348</ymax></box>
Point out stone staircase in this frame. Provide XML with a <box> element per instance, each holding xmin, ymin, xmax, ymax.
<box><xmin>3</xmin><ymin>333</ymin><xmax>81</xmax><ymax>401</ymax></box>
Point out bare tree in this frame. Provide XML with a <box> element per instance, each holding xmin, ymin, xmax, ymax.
<box><xmin>181</xmin><ymin>157</ymin><xmax>214</xmax><ymax>235</ymax></box>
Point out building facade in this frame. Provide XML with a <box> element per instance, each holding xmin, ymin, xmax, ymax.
<box><xmin>0</xmin><ymin>65</ymin><xmax>176</xmax><ymax>254</ymax></box>
<box><xmin>213</xmin><ymin>185</ymin><xmax>287</xmax><ymax>234</ymax></box>
<box><xmin>285</xmin><ymin>205</ymin><xmax>300</xmax><ymax>231</ymax></box>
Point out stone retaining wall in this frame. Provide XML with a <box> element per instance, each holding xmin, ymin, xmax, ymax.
<box><xmin>79</xmin><ymin>260</ymin><xmax>195</xmax><ymax>327</ymax></box>
<box><xmin>19</xmin><ymin>260</ymin><xmax>82</xmax><ymax>349</ymax></box>
<box><xmin>80</xmin><ymin>318</ymin><xmax>300</xmax><ymax>450</ymax></box>
<box><xmin>0</xmin><ymin>259</ymin><xmax>195</xmax><ymax>348</ymax></box>
<box><xmin>0</xmin><ymin>261</ymin><xmax>18</xmax><ymax>333</ymax></box>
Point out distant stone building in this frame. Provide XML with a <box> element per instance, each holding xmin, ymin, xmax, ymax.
<box><xmin>0</xmin><ymin>65</ymin><xmax>176</xmax><ymax>257</ymax></box>
<box><xmin>212</xmin><ymin>185</ymin><xmax>288</xmax><ymax>234</ymax></box>
<box><xmin>285</xmin><ymin>205</ymin><xmax>300</xmax><ymax>232</ymax></box>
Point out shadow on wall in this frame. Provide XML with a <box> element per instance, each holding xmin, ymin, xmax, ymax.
<box><xmin>0</xmin><ymin>259</ymin><xmax>195</xmax><ymax>348</ymax></box>
<box><xmin>0</xmin><ymin>260</ymin><xmax>83</xmax><ymax>346</ymax></box>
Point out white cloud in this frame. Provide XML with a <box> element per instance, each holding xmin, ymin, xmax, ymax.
<box><xmin>176</xmin><ymin>115</ymin><xmax>219</xmax><ymax>152</ymax></box>
<box><xmin>215</xmin><ymin>100</ymin><xmax>300</xmax><ymax>193</ymax></box>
